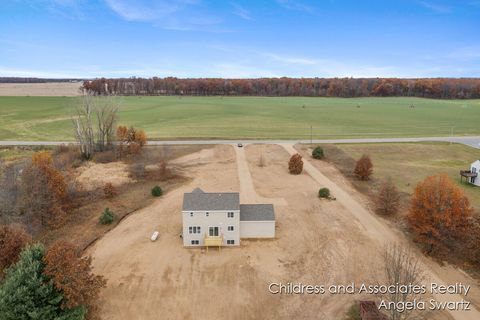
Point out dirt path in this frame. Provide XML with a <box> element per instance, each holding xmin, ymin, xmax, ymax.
<box><xmin>282</xmin><ymin>143</ymin><xmax>480</xmax><ymax>320</ymax></box>
<box><xmin>234</xmin><ymin>145</ymin><xmax>287</xmax><ymax>205</ymax></box>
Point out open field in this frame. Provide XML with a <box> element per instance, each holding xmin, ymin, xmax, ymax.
<box><xmin>0</xmin><ymin>82</ymin><xmax>82</xmax><ymax>96</ymax></box>
<box><xmin>0</xmin><ymin>96</ymin><xmax>479</xmax><ymax>140</ymax></box>
<box><xmin>327</xmin><ymin>142</ymin><xmax>480</xmax><ymax>211</ymax></box>
<box><xmin>87</xmin><ymin>143</ymin><xmax>480</xmax><ymax>320</ymax></box>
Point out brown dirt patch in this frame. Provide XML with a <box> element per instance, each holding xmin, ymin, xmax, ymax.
<box><xmin>76</xmin><ymin>161</ymin><xmax>134</xmax><ymax>191</ymax></box>
<box><xmin>0</xmin><ymin>82</ymin><xmax>82</xmax><ymax>96</ymax></box>
<box><xmin>88</xmin><ymin>144</ymin><xmax>455</xmax><ymax>320</ymax></box>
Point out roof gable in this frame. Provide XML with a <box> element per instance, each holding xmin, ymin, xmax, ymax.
<box><xmin>183</xmin><ymin>189</ymin><xmax>240</xmax><ymax>211</ymax></box>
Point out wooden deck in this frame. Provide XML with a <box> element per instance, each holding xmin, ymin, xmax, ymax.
<box><xmin>460</xmin><ymin>170</ymin><xmax>478</xmax><ymax>178</ymax></box>
<box><xmin>204</xmin><ymin>234</ymin><xmax>223</xmax><ymax>251</ymax></box>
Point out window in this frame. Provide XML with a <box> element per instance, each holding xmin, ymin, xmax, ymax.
<box><xmin>227</xmin><ymin>212</ymin><xmax>234</xmax><ymax>218</ymax></box>
<box><xmin>227</xmin><ymin>240</ymin><xmax>235</xmax><ymax>245</ymax></box>
<box><xmin>208</xmin><ymin>226</ymin><xmax>219</xmax><ymax>237</ymax></box>
<box><xmin>189</xmin><ymin>226</ymin><xmax>201</xmax><ymax>234</ymax></box>
<box><xmin>227</xmin><ymin>226</ymin><xmax>234</xmax><ymax>231</ymax></box>
<box><xmin>190</xmin><ymin>212</ymin><xmax>193</xmax><ymax>217</ymax></box>
<box><xmin>191</xmin><ymin>240</ymin><xmax>199</xmax><ymax>245</ymax></box>
<box><xmin>206</xmin><ymin>212</ymin><xmax>209</xmax><ymax>217</ymax></box>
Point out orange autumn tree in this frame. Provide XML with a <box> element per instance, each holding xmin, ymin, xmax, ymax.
<box><xmin>0</xmin><ymin>224</ymin><xmax>31</xmax><ymax>276</ymax></box>
<box><xmin>407</xmin><ymin>174</ymin><xmax>473</xmax><ymax>254</ymax></box>
<box><xmin>43</xmin><ymin>241</ymin><xmax>106</xmax><ymax>320</ymax></box>
<box><xmin>21</xmin><ymin>151</ymin><xmax>68</xmax><ymax>228</ymax></box>
<box><xmin>288</xmin><ymin>153</ymin><xmax>303</xmax><ymax>175</ymax></box>
<box><xmin>31</xmin><ymin>151</ymin><xmax>68</xmax><ymax>203</ymax></box>
<box><xmin>117</xmin><ymin>125</ymin><xmax>147</xmax><ymax>156</ymax></box>
<box><xmin>354</xmin><ymin>154</ymin><xmax>373</xmax><ymax>180</ymax></box>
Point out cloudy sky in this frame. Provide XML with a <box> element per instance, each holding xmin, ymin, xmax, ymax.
<box><xmin>0</xmin><ymin>0</ymin><xmax>479</xmax><ymax>78</ymax></box>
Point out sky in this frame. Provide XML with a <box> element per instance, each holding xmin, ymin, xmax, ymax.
<box><xmin>0</xmin><ymin>0</ymin><xmax>479</xmax><ymax>78</ymax></box>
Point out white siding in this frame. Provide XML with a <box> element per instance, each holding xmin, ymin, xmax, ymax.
<box><xmin>471</xmin><ymin>161</ymin><xmax>480</xmax><ymax>186</ymax></box>
<box><xmin>182</xmin><ymin>210</ymin><xmax>240</xmax><ymax>247</ymax></box>
<box><xmin>240</xmin><ymin>221</ymin><xmax>275</xmax><ymax>238</ymax></box>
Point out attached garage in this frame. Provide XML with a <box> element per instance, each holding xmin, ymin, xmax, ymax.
<box><xmin>239</xmin><ymin>204</ymin><xmax>275</xmax><ymax>238</ymax></box>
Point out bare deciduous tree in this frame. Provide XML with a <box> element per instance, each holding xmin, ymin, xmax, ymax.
<box><xmin>376</xmin><ymin>178</ymin><xmax>400</xmax><ymax>216</ymax></box>
<box><xmin>382</xmin><ymin>243</ymin><xmax>426</xmax><ymax>320</ymax></box>
<box><xmin>72</xmin><ymin>95</ymin><xmax>95</xmax><ymax>160</ymax></box>
<box><xmin>72</xmin><ymin>94</ymin><xmax>119</xmax><ymax>159</ymax></box>
<box><xmin>95</xmin><ymin>95</ymin><xmax>119</xmax><ymax>151</ymax></box>
<box><xmin>0</xmin><ymin>161</ymin><xmax>22</xmax><ymax>218</ymax></box>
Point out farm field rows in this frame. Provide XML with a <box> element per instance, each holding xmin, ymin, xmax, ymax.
<box><xmin>0</xmin><ymin>96</ymin><xmax>479</xmax><ymax>141</ymax></box>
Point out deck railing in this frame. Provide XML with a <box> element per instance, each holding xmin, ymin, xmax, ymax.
<box><xmin>460</xmin><ymin>170</ymin><xmax>478</xmax><ymax>178</ymax></box>
<box><xmin>204</xmin><ymin>233</ymin><xmax>223</xmax><ymax>248</ymax></box>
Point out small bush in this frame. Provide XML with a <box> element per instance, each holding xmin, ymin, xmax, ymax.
<box><xmin>129</xmin><ymin>162</ymin><xmax>146</xmax><ymax>179</ymax></box>
<box><xmin>151</xmin><ymin>185</ymin><xmax>163</xmax><ymax>197</ymax></box>
<box><xmin>53</xmin><ymin>144</ymin><xmax>80</xmax><ymax>170</ymax></box>
<box><xmin>288</xmin><ymin>153</ymin><xmax>303</xmax><ymax>175</ymax></box>
<box><xmin>157</xmin><ymin>160</ymin><xmax>171</xmax><ymax>179</ymax></box>
<box><xmin>312</xmin><ymin>146</ymin><xmax>324</xmax><ymax>159</ymax></box>
<box><xmin>72</xmin><ymin>158</ymin><xmax>83</xmax><ymax>168</ymax></box>
<box><xmin>99</xmin><ymin>208</ymin><xmax>115</xmax><ymax>225</ymax></box>
<box><xmin>319</xmin><ymin>187</ymin><xmax>330</xmax><ymax>198</ymax></box>
<box><xmin>53</xmin><ymin>144</ymin><xmax>71</xmax><ymax>155</ymax></box>
<box><xmin>93</xmin><ymin>150</ymin><xmax>117</xmax><ymax>163</ymax></box>
<box><xmin>103</xmin><ymin>182</ymin><xmax>117</xmax><ymax>199</ymax></box>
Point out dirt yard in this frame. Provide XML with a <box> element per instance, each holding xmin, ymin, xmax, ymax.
<box><xmin>0</xmin><ymin>82</ymin><xmax>82</xmax><ymax>96</ymax></box>
<box><xmin>88</xmin><ymin>144</ymin><xmax>477</xmax><ymax>320</ymax></box>
<box><xmin>76</xmin><ymin>162</ymin><xmax>134</xmax><ymax>191</ymax></box>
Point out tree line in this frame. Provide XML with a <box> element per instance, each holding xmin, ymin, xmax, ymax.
<box><xmin>82</xmin><ymin>77</ymin><xmax>480</xmax><ymax>99</ymax></box>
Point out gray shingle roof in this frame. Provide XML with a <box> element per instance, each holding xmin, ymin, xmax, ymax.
<box><xmin>240</xmin><ymin>204</ymin><xmax>275</xmax><ymax>221</ymax></box>
<box><xmin>183</xmin><ymin>189</ymin><xmax>240</xmax><ymax>211</ymax></box>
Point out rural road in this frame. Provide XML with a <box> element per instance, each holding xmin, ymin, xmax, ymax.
<box><xmin>281</xmin><ymin>143</ymin><xmax>480</xmax><ymax>320</ymax></box>
<box><xmin>1</xmin><ymin>135</ymin><xmax>480</xmax><ymax>148</ymax></box>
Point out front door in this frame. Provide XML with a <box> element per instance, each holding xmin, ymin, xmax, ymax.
<box><xmin>209</xmin><ymin>227</ymin><xmax>219</xmax><ymax>237</ymax></box>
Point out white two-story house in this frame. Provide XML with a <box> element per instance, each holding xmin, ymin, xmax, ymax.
<box><xmin>182</xmin><ymin>188</ymin><xmax>275</xmax><ymax>248</ymax></box>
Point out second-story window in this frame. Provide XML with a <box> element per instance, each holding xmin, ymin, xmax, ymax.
<box><xmin>228</xmin><ymin>226</ymin><xmax>234</xmax><ymax>231</ymax></box>
<box><xmin>206</xmin><ymin>212</ymin><xmax>209</xmax><ymax>217</ymax></box>
<box><xmin>227</xmin><ymin>212</ymin><xmax>234</xmax><ymax>218</ymax></box>
<box><xmin>190</xmin><ymin>212</ymin><xmax>194</xmax><ymax>217</ymax></box>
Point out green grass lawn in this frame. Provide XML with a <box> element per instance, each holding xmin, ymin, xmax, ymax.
<box><xmin>0</xmin><ymin>96</ymin><xmax>479</xmax><ymax>140</ymax></box>
<box><xmin>334</xmin><ymin>142</ymin><xmax>480</xmax><ymax>210</ymax></box>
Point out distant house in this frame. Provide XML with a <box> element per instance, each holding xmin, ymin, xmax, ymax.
<box><xmin>182</xmin><ymin>188</ymin><xmax>275</xmax><ymax>248</ymax></box>
<box><xmin>460</xmin><ymin>160</ymin><xmax>480</xmax><ymax>186</ymax></box>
